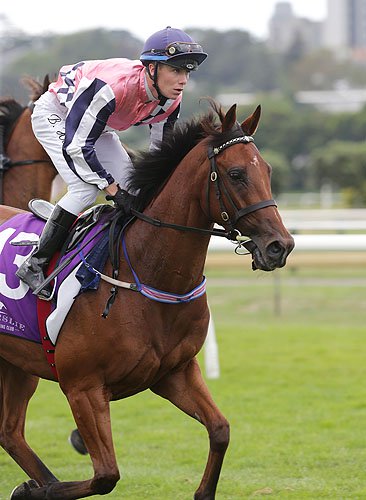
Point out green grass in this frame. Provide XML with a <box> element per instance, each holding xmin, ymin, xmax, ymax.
<box><xmin>1</xmin><ymin>262</ymin><xmax>366</xmax><ymax>498</ymax></box>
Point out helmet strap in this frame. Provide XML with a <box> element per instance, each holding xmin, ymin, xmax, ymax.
<box><xmin>146</xmin><ymin>62</ymin><xmax>167</xmax><ymax>104</ymax></box>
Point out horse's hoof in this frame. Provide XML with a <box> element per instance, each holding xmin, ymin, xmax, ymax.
<box><xmin>69</xmin><ymin>428</ymin><xmax>88</xmax><ymax>455</ymax></box>
<box><xmin>10</xmin><ymin>479</ymin><xmax>39</xmax><ymax>499</ymax></box>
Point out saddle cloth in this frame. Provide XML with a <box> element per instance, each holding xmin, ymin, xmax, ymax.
<box><xmin>0</xmin><ymin>212</ymin><xmax>111</xmax><ymax>348</ymax></box>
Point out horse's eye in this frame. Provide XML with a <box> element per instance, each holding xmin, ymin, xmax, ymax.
<box><xmin>228</xmin><ymin>168</ymin><xmax>247</xmax><ymax>184</ymax></box>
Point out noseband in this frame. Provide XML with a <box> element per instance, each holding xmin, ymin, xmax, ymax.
<box><xmin>131</xmin><ymin>129</ymin><xmax>277</xmax><ymax>242</ymax></box>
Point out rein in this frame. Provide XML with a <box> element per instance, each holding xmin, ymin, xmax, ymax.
<box><xmin>93</xmin><ymin>131</ymin><xmax>276</xmax><ymax>315</ymax></box>
<box><xmin>1</xmin><ymin>159</ymin><xmax>49</xmax><ymax>169</ymax></box>
<box><xmin>130</xmin><ymin>209</ymin><xmax>234</xmax><ymax>239</ymax></box>
<box><xmin>32</xmin><ymin>128</ymin><xmax>277</xmax><ymax>315</ymax></box>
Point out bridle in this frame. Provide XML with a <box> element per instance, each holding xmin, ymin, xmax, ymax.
<box><xmin>31</xmin><ymin>128</ymin><xmax>277</xmax><ymax>310</ymax></box>
<box><xmin>207</xmin><ymin>131</ymin><xmax>276</xmax><ymax>234</ymax></box>
<box><xmin>131</xmin><ymin>127</ymin><xmax>277</xmax><ymax>245</ymax></box>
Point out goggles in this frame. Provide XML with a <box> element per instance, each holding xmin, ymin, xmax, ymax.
<box><xmin>165</xmin><ymin>42</ymin><xmax>204</xmax><ymax>56</ymax></box>
<box><xmin>143</xmin><ymin>42</ymin><xmax>204</xmax><ymax>57</ymax></box>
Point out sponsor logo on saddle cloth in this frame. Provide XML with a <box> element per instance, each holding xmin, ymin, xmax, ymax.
<box><xmin>0</xmin><ymin>213</ymin><xmax>107</xmax><ymax>346</ymax></box>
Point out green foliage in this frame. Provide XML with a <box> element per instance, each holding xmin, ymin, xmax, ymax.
<box><xmin>326</xmin><ymin>106</ymin><xmax>366</xmax><ymax>142</ymax></box>
<box><xmin>2</xmin><ymin>29</ymin><xmax>142</xmax><ymax>99</ymax></box>
<box><xmin>5</xmin><ymin>26</ymin><xmax>366</xmax><ymax>100</ymax></box>
<box><xmin>193</xmin><ymin>29</ymin><xmax>282</xmax><ymax>94</ymax></box>
<box><xmin>287</xmin><ymin>49</ymin><xmax>366</xmax><ymax>91</ymax></box>
<box><xmin>310</xmin><ymin>140</ymin><xmax>366</xmax><ymax>206</ymax></box>
<box><xmin>259</xmin><ymin>148</ymin><xmax>291</xmax><ymax>195</ymax></box>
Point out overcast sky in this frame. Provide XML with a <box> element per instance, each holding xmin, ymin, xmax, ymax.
<box><xmin>1</xmin><ymin>0</ymin><xmax>327</xmax><ymax>41</ymax></box>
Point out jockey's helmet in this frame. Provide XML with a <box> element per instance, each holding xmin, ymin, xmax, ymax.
<box><xmin>140</xmin><ymin>26</ymin><xmax>207</xmax><ymax>71</ymax></box>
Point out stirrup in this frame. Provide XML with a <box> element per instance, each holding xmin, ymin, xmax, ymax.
<box><xmin>34</xmin><ymin>277</ymin><xmax>57</xmax><ymax>301</ymax></box>
<box><xmin>28</xmin><ymin>199</ymin><xmax>55</xmax><ymax>221</ymax></box>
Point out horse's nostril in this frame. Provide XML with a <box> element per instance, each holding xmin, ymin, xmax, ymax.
<box><xmin>267</xmin><ymin>241</ymin><xmax>284</xmax><ymax>258</ymax></box>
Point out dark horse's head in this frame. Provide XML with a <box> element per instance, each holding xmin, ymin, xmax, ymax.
<box><xmin>128</xmin><ymin>100</ymin><xmax>294</xmax><ymax>271</ymax></box>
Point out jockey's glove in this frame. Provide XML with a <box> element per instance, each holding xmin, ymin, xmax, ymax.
<box><xmin>106</xmin><ymin>186</ymin><xmax>136</xmax><ymax>215</ymax></box>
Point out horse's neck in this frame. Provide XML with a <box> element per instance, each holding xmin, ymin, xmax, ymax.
<box><xmin>4</xmin><ymin>163</ymin><xmax>55</xmax><ymax>210</ymax></box>
<box><xmin>126</xmin><ymin>158</ymin><xmax>211</xmax><ymax>293</ymax></box>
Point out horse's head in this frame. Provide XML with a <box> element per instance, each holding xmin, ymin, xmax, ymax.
<box><xmin>204</xmin><ymin>103</ymin><xmax>294</xmax><ymax>271</ymax></box>
<box><xmin>128</xmin><ymin>99</ymin><xmax>293</xmax><ymax>272</ymax></box>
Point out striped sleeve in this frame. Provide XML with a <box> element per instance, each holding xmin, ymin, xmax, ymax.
<box><xmin>63</xmin><ymin>77</ymin><xmax>116</xmax><ymax>189</ymax></box>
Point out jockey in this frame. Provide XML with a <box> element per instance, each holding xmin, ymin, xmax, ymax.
<box><xmin>16</xmin><ymin>26</ymin><xmax>207</xmax><ymax>300</ymax></box>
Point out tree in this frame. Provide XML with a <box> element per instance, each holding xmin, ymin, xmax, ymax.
<box><xmin>310</xmin><ymin>140</ymin><xmax>366</xmax><ymax>206</ymax></box>
<box><xmin>260</xmin><ymin>149</ymin><xmax>291</xmax><ymax>196</ymax></box>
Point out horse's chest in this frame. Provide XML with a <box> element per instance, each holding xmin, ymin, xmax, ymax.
<box><xmin>103</xmin><ymin>302</ymin><xmax>209</xmax><ymax>397</ymax></box>
<box><xmin>158</xmin><ymin>339</ymin><xmax>198</xmax><ymax>373</ymax></box>
<box><xmin>109</xmin><ymin>338</ymin><xmax>200</xmax><ymax>399</ymax></box>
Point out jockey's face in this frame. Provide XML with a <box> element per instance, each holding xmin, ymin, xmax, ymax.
<box><xmin>148</xmin><ymin>63</ymin><xmax>190</xmax><ymax>100</ymax></box>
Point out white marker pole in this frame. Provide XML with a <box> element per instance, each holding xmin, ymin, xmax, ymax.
<box><xmin>204</xmin><ymin>307</ymin><xmax>220</xmax><ymax>379</ymax></box>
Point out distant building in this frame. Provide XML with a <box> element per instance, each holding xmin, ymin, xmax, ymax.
<box><xmin>323</xmin><ymin>0</ymin><xmax>366</xmax><ymax>58</ymax></box>
<box><xmin>268</xmin><ymin>0</ymin><xmax>366</xmax><ymax>60</ymax></box>
<box><xmin>268</xmin><ymin>2</ymin><xmax>296</xmax><ymax>52</ymax></box>
<box><xmin>268</xmin><ymin>1</ymin><xmax>323</xmax><ymax>54</ymax></box>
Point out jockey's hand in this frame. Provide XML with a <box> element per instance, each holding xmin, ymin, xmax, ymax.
<box><xmin>105</xmin><ymin>186</ymin><xmax>135</xmax><ymax>214</ymax></box>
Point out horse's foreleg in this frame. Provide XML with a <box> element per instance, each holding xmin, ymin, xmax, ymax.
<box><xmin>151</xmin><ymin>357</ymin><xmax>229</xmax><ymax>500</ymax></box>
<box><xmin>68</xmin><ymin>385</ymin><xmax>120</xmax><ymax>489</ymax></box>
<box><xmin>30</xmin><ymin>383</ymin><xmax>121</xmax><ymax>499</ymax></box>
<box><xmin>0</xmin><ymin>358</ymin><xmax>59</xmax><ymax>486</ymax></box>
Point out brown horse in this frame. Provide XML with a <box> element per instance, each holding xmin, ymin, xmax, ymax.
<box><xmin>0</xmin><ymin>76</ymin><xmax>57</xmax><ymax>209</ymax></box>
<box><xmin>0</xmin><ymin>102</ymin><xmax>294</xmax><ymax>499</ymax></box>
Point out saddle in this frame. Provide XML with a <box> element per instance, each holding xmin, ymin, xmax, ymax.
<box><xmin>28</xmin><ymin>198</ymin><xmax>115</xmax><ymax>252</ymax></box>
<box><xmin>0</xmin><ymin>199</ymin><xmax>134</xmax><ymax>378</ymax></box>
<box><xmin>27</xmin><ymin>198</ymin><xmax>135</xmax><ymax>316</ymax></box>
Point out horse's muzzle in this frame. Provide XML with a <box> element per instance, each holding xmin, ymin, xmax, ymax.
<box><xmin>249</xmin><ymin>236</ymin><xmax>295</xmax><ymax>271</ymax></box>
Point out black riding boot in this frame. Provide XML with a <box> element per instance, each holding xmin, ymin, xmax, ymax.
<box><xmin>16</xmin><ymin>205</ymin><xmax>77</xmax><ymax>300</ymax></box>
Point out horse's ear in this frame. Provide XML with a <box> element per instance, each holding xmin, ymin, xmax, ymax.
<box><xmin>241</xmin><ymin>105</ymin><xmax>261</xmax><ymax>135</ymax></box>
<box><xmin>222</xmin><ymin>104</ymin><xmax>237</xmax><ymax>132</ymax></box>
<box><xmin>43</xmin><ymin>74</ymin><xmax>51</xmax><ymax>91</ymax></box>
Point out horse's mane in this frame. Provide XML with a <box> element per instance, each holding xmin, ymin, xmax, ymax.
<box><xmin>0</xmin><ymin>75</ymin><xmax>50</xmax><ymax>143</ymax></box>
<box><xmin>128</xmin><ymin>99</ymin><xmax>233</xmax><ymax>211</ymax></box>
<box><xmin>0</xmin><ymin>99</ymin><xmax>24</xmax><ymax>136</ymax></box>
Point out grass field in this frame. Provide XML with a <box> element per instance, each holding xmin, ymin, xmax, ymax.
<box><xmin>1</xmin><ymin>252</ymin><xmax>366</xmax><ymax>499</ymax></box>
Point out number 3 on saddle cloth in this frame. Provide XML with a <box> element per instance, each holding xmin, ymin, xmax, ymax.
<box><xmin>0</xmin><ymin>209</ymin><xmax>113</xmax><ymax>379</ymax></box>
